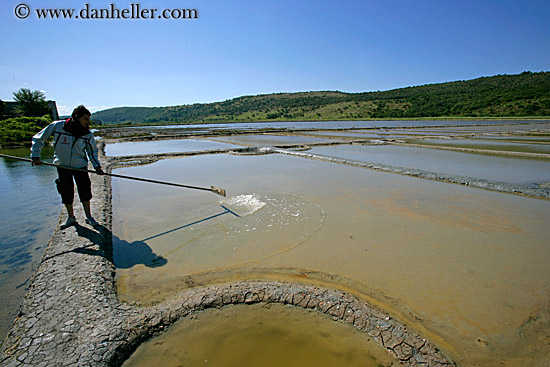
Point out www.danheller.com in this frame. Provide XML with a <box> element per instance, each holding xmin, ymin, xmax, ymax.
<box><xmin>14</xmin><ymin>3</ymin><xmax>198</xmax><ymax>20</ymax></box>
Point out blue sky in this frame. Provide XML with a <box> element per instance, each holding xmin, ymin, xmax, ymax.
<box><xmin>1</xmin><ymin>0</ymin><xmax>549</xmax><ymax>115</ymax></box>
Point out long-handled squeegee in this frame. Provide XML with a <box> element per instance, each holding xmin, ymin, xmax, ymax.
<box><xmin>0</xmin><ymin>154</ymin><xmax>227</xmax><ymax>197</ymax></box>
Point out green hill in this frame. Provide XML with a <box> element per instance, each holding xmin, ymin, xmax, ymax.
<box><xmin>93</xmin><ymin>71</ymin><xmax>550</xmax><ymax>125</ymax></box>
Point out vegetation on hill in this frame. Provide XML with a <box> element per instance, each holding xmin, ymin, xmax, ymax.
<box><xmin>92</xmin><ymin>71</ymin><xmax>550</xmax><ymax>125</ymax></box>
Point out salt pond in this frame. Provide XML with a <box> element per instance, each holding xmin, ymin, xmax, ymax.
<box><xmin>3</xmin><ymin>120</ymin><xmax>549</xmax><ymax>364</ymax></box>
<box><xmin>204</xmin><ymin>134</ymin><xmax>334</xmax><ymax>146</ymax></box>
<box><xmin>113</xmin><ymin>151</ymin><xmax>550</xmax><ymax>366</ymax></box>
<box><xmin>297</xmin><ymin>131</ymin><xmax>386</xmax><ymax>139</ymax></box>
<box><xmin>415</xmin><ymin>138</ymin><xmax>550</xmax><ymax>154</ymax></box>
<box><xmin>400</xmin><ymin>122</ymin><xmax>550</xmax><ymax>134</ymax></box>
<box><xmin>307</xmin><ymin>144</ymin><xmax>550</xmax><ymax>185</ymax></box>
<box><xmin>122</xmin><ymin>303</ymin><xmax>397</xmax><ymax>367</ymax></box>
<box><xmin>105</xmin><ymin>138</ymin><xmax>240</xmax><ymax>157</ymax></box>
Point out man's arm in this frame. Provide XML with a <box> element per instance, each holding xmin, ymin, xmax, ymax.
<box><xmin>84</xmin><ymin>135</ymin><xmax>104</xmax><ymax>174</ymax></box>
<box><xmin>30</xmin><ymin>122</ymin><xmax>57</xmax><ymax>165</ymax></box>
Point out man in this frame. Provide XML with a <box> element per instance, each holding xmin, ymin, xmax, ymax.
<box><xmin>31</xmin><ymin>105</ymin><xmax>104</xmax><ymax>228</ymax></box>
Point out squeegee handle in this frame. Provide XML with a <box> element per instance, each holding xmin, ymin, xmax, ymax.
<box><xmin>105</xmin><ymin>172</ymin><xmax>213</xmax><ymax>192</ymax></box>
<box><xmin>0</xmin><ymin>153</ymin><xmax>213</xmax><ymax>193</ymax></box>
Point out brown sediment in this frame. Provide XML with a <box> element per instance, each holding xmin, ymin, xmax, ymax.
<box><xmin>358</xmin><ymin>191</ymin><xmax>524</xmax><ymax>234</ymax></box>
<box><xmin>111</xmin><ymin>141</ymin><xmax>550</xmax><ymax>366</ymax></box>
<box><xmin>122</xmin><ymin>303</ymin><xmax>397</xmax><ymax>367</ymax></box>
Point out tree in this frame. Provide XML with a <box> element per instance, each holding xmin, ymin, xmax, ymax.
<box><xmin>12</xmin><ymin>88</ymin><xmax>50</xmax><ymax>117</ymax></box>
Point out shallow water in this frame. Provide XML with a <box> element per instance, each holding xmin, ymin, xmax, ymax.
<box><xmin>405</xmin><ymin>122</ymin><xmax>550</xmax><ymax>134</ymax></box>
<box><xmin>113</xmin><ymin>152</ymin><xmax>550</xmax><ymax>366</ymax></box>
<box><xmin>122</xmin><ymin>303</ymin><xmax>397</xmax><ymax>367</ymax></box>
<box><xmin>474</xmin><ymin>135</ymin><xmax>550</xmax><ymax>142</ymax></box>
<box><xmin>113</xmin><ymin>189</ymin><xmax>325</xmax><ymax>273</ymax></box>
<box><xmin>415</xmin><ymin>138</ymin><xmax>550</xmax><ymax>154</ymax></box>
<box><xmin>105</xmin><ymin>138</ymin><xmax>240</xmax><ymax>156</ymax></box>
<box><xmin>307</xmin><ymin>144</ymin><xmax>550</xmax><ymax>185</ymax></box>
<box><xmin>205</xmin><ymin>134</ymin><xmax>334</xmax><ymax>146</ymax></box>
<box><xmin>385</xmin><ymin>129</ymin><xmax>497</xmax><ymax>137</ymax></box>
<box><xmin>0</xmin><ymin>147</ymin><xmax>60</xmax><ymax>341</ymax></box>
<box><xmin>298</xmin><ymin>131</ymin><xmax>385</xmax><ymax>139</ymax></box>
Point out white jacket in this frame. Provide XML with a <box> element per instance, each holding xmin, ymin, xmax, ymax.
<box><xmin>31</xmin><ymin>120</ymin><xmax>101</xmax><ymax>169</ymax></box>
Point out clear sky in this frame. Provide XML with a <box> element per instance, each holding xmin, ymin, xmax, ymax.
<box><xmin>1</xmin><ymin>0</ymin><xmax>549</xmax><ymax>115</ymax></box>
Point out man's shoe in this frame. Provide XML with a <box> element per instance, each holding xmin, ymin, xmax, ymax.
<box><xmin>61</xmin><ymin>216</ymin><xmax>77</xmax><ymax>229</ymax></box>
<box><xmin>85</xmin><ymin>217</ymin><xmax>99</xmax><ymax>226</ymax></box>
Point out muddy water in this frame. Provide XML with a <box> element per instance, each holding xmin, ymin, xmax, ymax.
<box><xmin>113</xmin><ymin>189</ymin><xmax>325</xmax><ymax>273</ymax></box>
<box><xmin>122</xmin><ymin>303</ymin><xmax>397</xmax><ymax>367</ymax></box>
<box><xmin>113</xmin><ymin>153</ymin><xmax>550</xmax><ymax>366</ymax></box>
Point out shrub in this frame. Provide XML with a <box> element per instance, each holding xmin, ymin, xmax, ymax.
<box><xmin>0</xmin><ymin>116</ymin><xmax>52</xmax><ymax>144</ymax></box>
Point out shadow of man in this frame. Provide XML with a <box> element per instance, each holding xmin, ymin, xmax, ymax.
<box><xmin>59</xmin><ymin>204</ymin><xmax>241</xmax><ymax>269</ymax></box>
<box><xmin>74</xmin><ymin>223</ymin><xmax>113</xmax><ymax>260</ymax></box>
<box><xmin>42</xmin><ymin>223</ymin><xmax>113</xmax><ymax>263</ymax></box>
<box><xmin>42</xmin><ymin>223</ymin><xmax>167</xmax><ymax>270</ymax></box>
<box><xmin>109</xmin><ymin>205</ymin><xmax>241</xmax><ymax>269</ymax></box>
<box><xmin>77</xmin><ymin>223</ymin><xmax>167</xmax><ymax>268</ymax></box>
<box><xmin>112</xmin><ymin>235</ymin><xmax>167</xmax><ymax>269</ymax></box>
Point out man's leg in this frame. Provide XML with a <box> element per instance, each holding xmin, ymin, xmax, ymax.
<box><xmin>65</xmin><ymin>203</ymin><xmax>75</xmax><ymax>218</ymax></box>
<box><xmin>82</xmin><ymin>200</ymin><xmax>92</xmax><ymax>218</ymax></box>
<box><xmin>74</xmin><ymin>169</ymin><xmax>97</xmax><ymax>225</ymax></box>
<box><xmin>82</xmin><ymin>200</ymin><xmax>98</xmax><ymax>226</ymax></box>
<box><xmin>56</xmin><ymin>168</ymin><xmax>77</xmax><ymax>228</ymax></box>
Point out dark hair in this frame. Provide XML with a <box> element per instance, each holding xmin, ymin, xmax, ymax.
<box><xmin>71</xmin><ymin>105</ymin><xmax>91</xmax><ymax>120</ymax></box>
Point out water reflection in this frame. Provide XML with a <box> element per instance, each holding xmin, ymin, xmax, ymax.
<box><xmin>308</xmin><ymin>144</ymin><xmax>550</xmax><ymax>185</ymax></box>
<box><xmin>105</xmin><ymin>138</ymin><xmax>240</xmax><ymax>157</ymax></box>
<box><xmin>207</xmin><ymin>134</ymin><xmax>333</xmax><ymax>146</ymax></box>
<box><xmin>0</xmin><ymin>146</ymin><xmax>59</xmax><ymax>341</ymax></box>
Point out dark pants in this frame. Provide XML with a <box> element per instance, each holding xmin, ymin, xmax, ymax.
<box><xmin>55</xmin><ymin>167</ymin><xmax>92</xmax><ymax>205</ymax></box>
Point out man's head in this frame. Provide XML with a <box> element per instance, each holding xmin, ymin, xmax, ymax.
<box><xmin>71</xmin><ymin>105</ymin><xmax>91</xmax><ymax>129</ymax></box>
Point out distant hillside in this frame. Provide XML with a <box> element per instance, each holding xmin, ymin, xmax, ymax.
<box><xmin>93</xmin><ymin>71</ymin><xmax>550</xmax><ymax>124</ymax></box>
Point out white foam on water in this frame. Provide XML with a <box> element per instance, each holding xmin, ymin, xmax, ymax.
<box><xmin>223</xmin><ymin>194</ymin><xmax>266</xmax><ymax>216</ymax></box>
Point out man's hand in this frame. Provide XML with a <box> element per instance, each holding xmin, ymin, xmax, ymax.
<box><xmin>31</xmin><ymin>157</ymin><xmax>42</xmax><ymax>166</ymax></box>
<box><xmin>95</xmin><ymin>167</ymin><xmax>105</xmax><ymax>175</ymax></box>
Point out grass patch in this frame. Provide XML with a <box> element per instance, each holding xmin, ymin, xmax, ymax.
<box><xmin>0</xmin><ymin>116</ymin><xmax>51</xmax><ymax>146</ymax></box>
